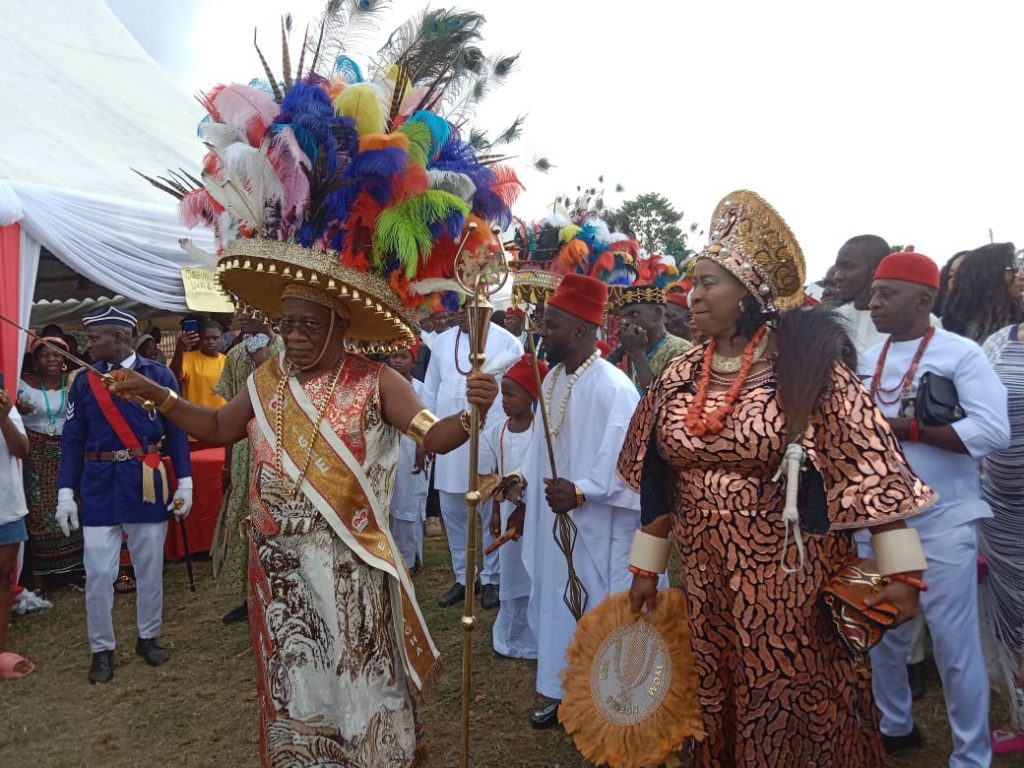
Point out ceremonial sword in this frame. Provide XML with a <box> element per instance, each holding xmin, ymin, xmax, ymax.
<box><xmin>0</xmin><ymin>312</ymin><xmax>196</xmax><ymax>590</ymax></box>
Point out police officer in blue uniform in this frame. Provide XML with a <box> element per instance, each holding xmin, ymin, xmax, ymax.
<box><xmin>55</xmin><ymin>307</ymin><xmax>193</xmax><ymax>684</ymax></box>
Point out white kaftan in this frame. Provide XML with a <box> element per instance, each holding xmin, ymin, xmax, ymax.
<box><xmin>390</xmin><ymin>379</ymin><xmax>428</xmax><ymax>570</ymax></box>
<box><xmin>481</xmin><ymin>417</ymin><xmax>537</xmax><ymax>659</ymax></box>
<box><xmin>519</xmin><ymin>357</ymin><xmax>641</xmax><ymax>699</ymax></box>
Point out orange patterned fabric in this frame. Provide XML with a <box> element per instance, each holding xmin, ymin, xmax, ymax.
<box><xmin>617</xmin><ymin>346</ymin><xmax>933</xmax><ymax>767</ymax></box>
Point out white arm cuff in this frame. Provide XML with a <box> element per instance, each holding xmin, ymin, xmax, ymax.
<box><xmin>176</xmin><ymin>477</ymin><xmax>193</xmax><ymax>490</ymax></box>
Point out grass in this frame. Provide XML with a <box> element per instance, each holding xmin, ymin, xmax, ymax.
<box><xmin>2</xmin><ymin>530</ymin><xmax>1019</xmax><ymax>767</ymax></box>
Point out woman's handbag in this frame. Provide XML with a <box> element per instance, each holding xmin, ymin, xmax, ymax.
<box><xmin>819</xmin><ymin>559</ymin><xmax>900</xmax><ymax>658</ymax></box>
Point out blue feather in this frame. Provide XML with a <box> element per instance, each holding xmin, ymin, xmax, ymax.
<box><xmin>406</xmin><ymin>111</ymin><xmax>451</xmax><ymax>162</ymax></box>
<box><xmin>333</xmin><ymin>55</ymin><xmax>364</xmax><ymax>83</ymax></box>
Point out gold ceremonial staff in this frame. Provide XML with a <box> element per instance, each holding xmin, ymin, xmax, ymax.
<box><xmin>453</xmin><ymin>224</ymin><xmax>510</xmax><ymax>768</ymax></box>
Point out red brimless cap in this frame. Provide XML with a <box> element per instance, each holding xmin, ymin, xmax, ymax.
<box><xmin>873</xmin><ymin>251</ymin><xmax>940</xmax><ymax>289</ymax></box>
<box><xmin>506</xmin><ymin>307</ymin><xmax>526</xmax><ymax>319</ymax></box>
<box><xmin>665</xmin><ymin>291</ymin><xmax>689</xmax><ymax>309</ymax></box>
<box><xmin>503</xmin><ymin>353</ymin><xmax>548</xmax><ymax>400</ymax></box>
<box><xmin>546</xmin><ymin>273</ymin><xmax>607</xmax><ymax>326</ymax></box>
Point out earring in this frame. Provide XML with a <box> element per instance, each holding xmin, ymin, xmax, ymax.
<box><xmin>62</xmin><ymin>363</ymin><xmax>68</xmax><ymax>372</ymax></box>
<box><xmin>737</xmin><ymin>299</ymin><xmax>745</xmax><ymax>311</ymax></box>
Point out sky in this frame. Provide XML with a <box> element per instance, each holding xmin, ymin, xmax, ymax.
<box><xmin>105</xmin><ymin>0</ymin><xmax>1024</xmax><ymax>280</ymax></box>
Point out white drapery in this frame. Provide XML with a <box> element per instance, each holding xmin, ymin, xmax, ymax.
<box><xmin>5</xmin><ymin>180</ymin><xmax>215</xmax><ymax>313</ymax></box>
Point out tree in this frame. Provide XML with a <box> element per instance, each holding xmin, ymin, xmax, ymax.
<box><xmin>617</xmin><ymin>193</ymin><xmax>696</xmax><ymax>262</ymax></box>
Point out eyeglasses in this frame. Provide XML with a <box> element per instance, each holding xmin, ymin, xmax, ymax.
<box><xmin>274</xmin><ymin>320</ymin><xmax>330</xmax><ymax>337</ymax></box>
<box><xmin>1006</xmin><ymin>260</ymin><xmax>1024</xmax><ymax>274</ymax></box>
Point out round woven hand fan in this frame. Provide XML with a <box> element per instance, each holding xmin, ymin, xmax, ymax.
<box><xmin>559</xmin><ymin>588</ymin><xmax>704</xmax><ymax>768</ymax></box>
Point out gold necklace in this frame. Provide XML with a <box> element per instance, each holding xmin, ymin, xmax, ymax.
<box><xmin>711</xmin><ymin>329</ymin><xmax>770</xmax><ymax>374</ymax></box>
<box><xmin>273</xmin><ymin>354</ymin><xmax>347</xmax><ymax>497</ymax></box>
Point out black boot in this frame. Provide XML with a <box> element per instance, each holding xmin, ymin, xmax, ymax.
<box><xmin>88</xmin><ymin>650</ymin><xmax>115</xmax><ymax>684</ymax></box>
<box><xmin>222</xmin><ymin>603</ymin><xmax>248</xmax><ymax>625</ymax></box>
<box><xmin>480</xmin><ymin>584</ymin><xmax>500</xmax><ymax>610</ymax></box>
<box><xmin>882</xmin><ymin>724</ymin><xmax>923</xmax><ymax>754</ymax></box>
<box><xmin>437</xmin><ymin>582</ymin><xmax>465</xmax><ymax>607</ymax></box>
<box><xmin>135</xmin><ymin>637</ymin><xmax>171</xmax><ymax>667</ymax></box>
<box><xmin>529</xmin><ymin>699</ymin><xmax>561</xmax><ymax>729</ymax></box>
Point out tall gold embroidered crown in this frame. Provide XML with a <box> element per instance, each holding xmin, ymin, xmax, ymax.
<box><xmin>700</xmin><ymin>190</ymin><xmax>806</xmax><ymax>310</ymax></box>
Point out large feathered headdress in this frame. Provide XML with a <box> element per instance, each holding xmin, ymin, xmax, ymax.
<box><xmin>141</xmin><ymin>4</ymin><xmax>524</xmax><ymax>351</ymax></box>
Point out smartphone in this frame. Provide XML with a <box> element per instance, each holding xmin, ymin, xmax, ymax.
<box><xmin>183</xmin><ymin>319</ymin><xmax>199</xmax><ymax>334</ymax></box>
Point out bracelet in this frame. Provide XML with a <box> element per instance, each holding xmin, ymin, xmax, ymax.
<box><xmin>873</xmin><ymin>528</ymin><xmax>928</xmax><ymax>575</ymax></box>
<box><xmin>629</xmin><ymin>564</ymin><xmax>659</xmax><ymax>580</ymax></box>
<box><xmin>458</xmin><ymin>410</ymin><xmax>486</xmax><ymax>434</ymax></box>
<box><xmin>405</xmin><ymin>409</ymin><xmax>440</xmax><ymax>446</ymax></box>
<box><xmin>908</xmin><ymin>420</ymin><xmax>920</xmax><ymax>443</ymax></box>
<box><xmin>156</xmin><ymin>388</ymin><xmax>179</xmax><ymax>414</ymax></box>
<box><xmin>574</xmin><ymin>485</ymin><xmax>586</xmax><ymax>509</ymax></box>
<box><xmin>889</xmin><ymin>573</ymin><xmax>929</xmax><ymax>592</ymax></box>
<box><xmin>629</xmin><ymin>530</ymin><xmax>672</xmax><ymax>574</ymax></box>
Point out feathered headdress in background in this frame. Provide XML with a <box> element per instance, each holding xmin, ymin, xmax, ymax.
<box><xmin>139</xmin><ymin>2</ymin><xmax>526</xmax><ymax>351</ymax></box>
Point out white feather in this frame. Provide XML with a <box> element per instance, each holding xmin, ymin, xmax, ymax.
<box><xmin>199</xmin><ymin>123</ymin><xmax>246</xmax><ymax>152</ymax></box>
<box><xmin>427</xmin><ymin>170</ymin><xmax>477</xmax><ymax>203</ymax></box>
<box><xmin>177</xmin><ymin>238</ymin><xmax>217</xmax><ymax>268</ymax></box>
<box><xmin>409</xmin><ymin>277</ymin><xmax>465</xmax><ymax>295</ymax></box>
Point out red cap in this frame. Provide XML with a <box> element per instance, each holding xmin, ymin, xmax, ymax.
<box><xmin>665</xmin><ymin>291</ymin><xmax>689</xmax><ymax>309</ymax></box>
<box><xmin>503</xmin><ymin>354</ymin><xmax>548</xmax><ymax>400</ymax></box>
<box><xmin>873</xmin><ymin>251</ymin><xmax>940</xmax><ymax>289</ymax></box>
<box><xmin>506</xmin><ymin>306</ymin><xmax>526</xmax><ymax>319</ymax></box>
<box><xmin>546</xmin><ymin>273</ymin><xmax>607</xmax><ymax>327</ymax></box>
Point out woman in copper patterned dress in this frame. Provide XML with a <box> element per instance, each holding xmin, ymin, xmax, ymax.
<box><xmin>618</xmin><ymin>191</ymin><xmax>934</xmax><ymax>767</ymax></box>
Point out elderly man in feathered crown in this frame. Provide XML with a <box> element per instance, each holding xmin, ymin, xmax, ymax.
<box><xmin>56</xmin><ymin>305</ymin><xmax>192</xmax><ymax>685</ymax></box>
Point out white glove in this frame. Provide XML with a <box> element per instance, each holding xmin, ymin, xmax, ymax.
<box><xmin>168</xmin><ymin>476</ymin><xmax>193</xmax><ymax>519</ymax></box>
<box><xmin>55</xmin><ymin>488</ymin><xmax>79</xmax><ymax>537</ymax></box>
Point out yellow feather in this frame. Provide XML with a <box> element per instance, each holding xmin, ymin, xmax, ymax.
<box><xmin>333</xmin><ymin>83</ymin><xmax>385</xmax><ymax>135</ymax></box>
<box><xmin>559</xmin><ymin>224</ymin><xmax>582</xmax><ymax>244</ymax></box>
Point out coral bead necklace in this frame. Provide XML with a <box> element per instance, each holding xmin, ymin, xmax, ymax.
<box><xmin>685</xmin><ymin>325</ymin><xmax>768</xmax><ymax>437</ymax></box>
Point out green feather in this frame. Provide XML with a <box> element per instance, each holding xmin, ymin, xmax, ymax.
<box><xmin>399</xmin><ymin>121</ymin><xmax>431</xmax><ymax>167</ymax></box>
<box><xmin>373</xmin><ymin>191</ymin><xmax>470</xmax><ymax>276</ymax></box>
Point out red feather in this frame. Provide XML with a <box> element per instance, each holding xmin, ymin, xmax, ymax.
<box><xmin>390</xmin><ymin>164</ymin><xmax>429</xmax><ymax>202</ymax></box>
<box><xmin>490</xmin><ymin>165</ymin><xmax>524</xmax><ymax>207</ymax></box>
<box><xmin>608</xmin><ymin>238</ymin><xmax>639</xmax><ymax>260</ymax></box>
<box><xmin>179</xmin><ymin>189</ymin><xmax>221</xmax><ymax>228</ymax></box>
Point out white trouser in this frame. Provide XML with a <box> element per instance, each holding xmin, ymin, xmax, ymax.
<box><xmin>83</xmin><ymin>522</ymin><xmax>168</xmax><ymax>653</ymax></box>
<box><xmin>438</xmin><ymin>490</ymin><xmax>498</xmax><ymax>586</ymax></box>
<box><xmin>389</xmin><ymin>517</ymin><xmax>423</xmax><ymax>571</ymax></box>
<box><xmin>860</xmin><ymin>520</ymin><xmax>990</xmax><ymax>768</ymax></box>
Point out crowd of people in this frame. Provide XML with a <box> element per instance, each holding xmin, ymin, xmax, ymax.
<box><xmin>2</xmin><ymin>56</ymin><xmax>1024</xmax><ymax>766</ymax></box>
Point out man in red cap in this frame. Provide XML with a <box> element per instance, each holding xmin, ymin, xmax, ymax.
<box><xmin>505</xmin><ymin>274</ymin><xmax>643</xmax><ymax>728</ymax></box>
<box><xmin>857</xmin><ymin>251</ymin><xmax>1009</xmax><ymax>765</ymax></box>
<box><xmin>480</xmin><ymin>354</ymin><xmax>548</xmax><ymax>658</ymax></box>
<box><xmin>503</xmin><ymin>306</ymin><xmax>528</xmax><ymax>346</ymax></box>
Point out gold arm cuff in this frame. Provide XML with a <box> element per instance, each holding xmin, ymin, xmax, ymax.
<box><xmin>873</xmin><ymin>528</ymin><xmax>928</xmax><ymax>575</ymax></box>
<box><xmin>574</xmin><ymin>485</ymin><xmax>586</xmax><ymax>509</ymax></box>
<box><xmin>156</xmin><ymin>388</ymin><xmax>179</xmax><ymax>414</ymax></box>
<box><xmin>629</xmin><ymin>530</ymin><xmax>671</xmax><ymax>574</ymax></box>
<box><xmin>406</xmin><ymin>409</ymin><xmax>440</xmax><ymax>445</ymax></box>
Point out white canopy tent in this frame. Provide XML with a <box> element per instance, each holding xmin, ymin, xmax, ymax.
<box><xmin>0</xmin><ymin>0</ymin><xmax>215</xmax><ymax>376</ymax></box>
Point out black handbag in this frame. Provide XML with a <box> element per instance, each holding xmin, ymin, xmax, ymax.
<box><xmin>915</xmin><ymin>371</ymin><xmax>965</xmax><ymax>425</ymax></box>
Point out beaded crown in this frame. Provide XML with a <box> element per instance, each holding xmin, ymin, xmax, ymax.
<box><xmin>699</xmin><ymin>190</ymin><xmax>806</xmax><ymax>311</ymax></box>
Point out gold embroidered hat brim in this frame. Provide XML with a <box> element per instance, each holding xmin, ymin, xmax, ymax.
<box><xmin>217</xmin><ymin>238</ymin><xmax>415</xmax><ymax>349</ymax></box>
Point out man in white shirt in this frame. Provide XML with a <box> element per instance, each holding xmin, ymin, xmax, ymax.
<box><xmin>421</xmin><ymin>306</ymin><xmax>523</xmax><ymax>608</ymax></box>
<box><xmin>511</xmin><ymin>274</ymin><xmax>642</xmax><ymax>728</ymax></box>
<box><xmin>857</xmin><ymin>252</ymin><xmax>1010</xmax><ymax>767</ymax></box>
<box><xmin>832</xmin><ymin>233</ymin><xmax>892</xmax><ymax>354</ymax></box>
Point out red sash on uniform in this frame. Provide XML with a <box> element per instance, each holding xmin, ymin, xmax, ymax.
<box><xmin>86</xmin><ymin>372</ymin><xmax>170</xmax><ymax>504</ymax></box>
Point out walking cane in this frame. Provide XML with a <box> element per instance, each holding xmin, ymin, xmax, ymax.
<box><xmin>177</xmin><ymin>516</ymin><xmax>196</xmax><ymax>592</ymax></box>
<box><xmin>520</xmin><ymin>310</ymin><xmax>588</xmax><ymax>621</ymax></box>
<box><xmin>453</xmin><ymin>224</ymin><xmax>509</xmax><ymax>768</ymax></box>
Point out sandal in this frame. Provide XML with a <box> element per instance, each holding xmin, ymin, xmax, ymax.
<box><xmin>114</xmin><ymin>574</ymin><xmax>136</xmax><ymax>594</ymax></box>
<box><xmin>993</xmin><ymin>730</ymin><xmax>1024</xmax><ymax>754</ymax></box>
<box><xmin>0</xmin><ymin>651</ymin><xmax>36</xmax><ymax>679</ymax></box>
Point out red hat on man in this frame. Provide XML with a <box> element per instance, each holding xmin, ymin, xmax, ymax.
<box><xmin>545</xmin><ymin>273</ymin><xmax>607</xmax><ymax>327</ymax></box>
<box><xmin>506</xmin><ymin>306</ymin><xmax>526</xmax><ymax>319</ymax></box>
<box><xmin>665</xmin><ymin>290</ymin><xmax>689</xmax><ymax>309</ymax></box>
<box><xmin>873</xmin><ymin>251</ymin><xmax>940</xmax><ymax>289</ymax></box>
<box><xmin>503</xmin><ymin>354</ymin><xmax>548</xmax><ymax>400</ymax></box>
